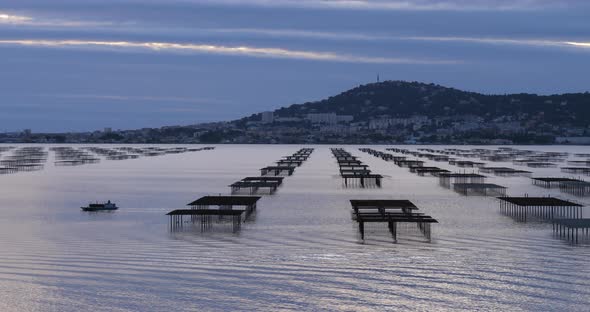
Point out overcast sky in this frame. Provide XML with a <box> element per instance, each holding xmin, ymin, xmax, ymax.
<box><xmin>0</xmin><ymin>0</ymin><xmax>589</xmax><ymax>132</ymax></box>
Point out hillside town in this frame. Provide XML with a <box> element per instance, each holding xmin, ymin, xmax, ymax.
<box><xmin>2</xmin><ymin>110</ymin><xmax>589</xmax><ymax>145</ymax></box>
<box><xmin>2</xmin><ymin>81</ymin><xmax>590</xmax><ymax>145</ymax></box>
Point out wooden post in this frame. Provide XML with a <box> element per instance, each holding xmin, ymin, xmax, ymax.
<box><xmin>359</xmin><ymin>221</ymin><xmax>365</xmax><ymax>240</ymax></box>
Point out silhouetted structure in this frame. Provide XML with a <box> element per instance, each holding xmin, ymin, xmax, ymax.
<box><xmin>453</xmin><ymin>183</ymin><xmax>506</xmax><ymax>196</ymax></box>
<box><xmin>187</xmin><ymin>196</ymin><xmax>261</xmax><ymax>214</ymax></box>
<box><xmin>233</xmin><ymin>148</ymin><xmax>313</xmax><ymax>194</ymax></box>
<box><xmin>350</xmin><ymin>199</ymin><xmax>438</xmax><ymax>242</ymax></box>
<box><xmin>449</xmin><ymin>160</ymin><xmax>486</xmax><ymax>168</ymax></box>
<box><xmin>561</xmin><ymin>167</ymin><xmax>590</xmax><ymax>175</ymax></box>
<box><xmin>395</xmin><ymin>159</ymin><xmax>425</xmax><ymax>168</ymax></box>
<box><xmin>439</xmin><ymin>173</ymin><xmax>486</xmax><ymax>188</ymax></box>
<box><xmin>410</xmin><ymin>166</ymin><xmax>450</xmax><ymax>176</ymax></box>
<box><xmin>553</xmin><ymin>219</ymin><xmax>590</xmax><ymax>244</ymax></box>
<box><xmin>531</xmin><ymin>177</ymin><xmax>581</xmax><ymax>188</ymax></box>
<box><xmin>480</xmin><ymin>167</ymin><xmax>532</xmax><ymax>177</ymax></box>
<box><xmin>167</xmin><ymin>209</ymin><xmax>245</xmax><ymax>232</ymax></box>
<box><xmin>166</xmin><ymin>196</ymin><xmax>262</xmax><ymax>232</ymax></box>
<box><xmin>333</xmin><ymin>148</ymin><xmax>383</xmax><ymax>188</ymax></box>
<box><xmin>498</xmin><ymin>196</ymin><xmax>583</xmax><ymax>222</ymax></box>
<box><xmin>559</xmin><ymin>180</ymin><xmax>590</xmax><ymax>197</ymax></box>
<box><xmin>230</xmin><ymin>180</ymin><xmax>280</xmax><ymax>195</ymax></box>
<box><xmin>260</xmin><ymin>166</ymin><xmax>295</xmax><ymax>176</ymax></box>
<box><xmin>341</xmin><ymin>174</ymin><xmax>383</xmax><ymax>187</ymax></box>
<box><xmin>275</xmin><ymin>160</ymin><xmax>303</xmax><ymax>167</ymax></box>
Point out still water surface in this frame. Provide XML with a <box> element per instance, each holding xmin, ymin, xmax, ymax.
<box><xmin>0</xmin><ymin>145</ymin><xmax>589</xmax><ymax>311</ymax></box>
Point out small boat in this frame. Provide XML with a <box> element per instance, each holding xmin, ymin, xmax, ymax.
<box><xmin>81</xmin><ymin>200</ymin><xmax>118</xmax><ymax>211</ymax></box>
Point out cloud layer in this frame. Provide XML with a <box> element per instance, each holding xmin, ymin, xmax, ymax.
<box><xmin>11</xmin><ymin>0</ymin><xmax>580</xmax><ymax>11</ymax></box>
<box><xmin>0</xmin><ymin>0</ymin><xmax>588</xmax><ymax>131</ymax></box>
<box><xmin>0</xmin><ymin>13</ymin><xmax>32</xmax><ymax>24</ymax></box>
<box><xmin>0</xmin><ymin>39</ymin><xmax>460</xmax><ymax>64</ymax></box>
<box><xmin>207</xmin><ymin>0</ymin><xmax>580</xmax><ymax>10</ymax></box>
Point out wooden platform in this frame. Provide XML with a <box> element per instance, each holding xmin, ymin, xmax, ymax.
<box><xmin>531</xmin><ymin>177</ymin><xmax>581</xmax><ymax>188</ymax></box>
<box><xmin>233</xmin><ymin>148</ymin><xmax>312</xmax><ymax>196</ymax></box>
<box><xmin>241</xmin><ymin>176</ymin><xmax>284</xmax><ymax>185</ymax></box>
<box><xmin>453</xmin><ymin>183</ymin><xmax>507</xmax><ymax>196</ymax></box>
<box><xmin>166</xmin><ymin>196</ymin><xmax>263</xmax><ymax>232</ymax></box>
<box><xmin>350</xmin><ymin>199</ymin><xmax>438</xmax><ymax>242</ymax></box>
<box><xmin>559</xmin><ymin>180</ymin><xmax>590</xmax><ymax>197</ymax></box>
<box><xmin>561</xmin><ymin>167</ymin><xmax>590</xmax><ymax>175</ymax></box>
<box><xmin>230</xmin><ymin>181</ymin><xmax>280</xmax><ymax>195</ymax></box>
<box><xmin>449</xmin><ymin>160</ymin><xmax>486</xmax><ymax>168</ymax></box>
<box><xmin>497</xmin><ymin>196</ymin><xmax>584</xmax><ymax>222</ymax></box>
<box><xmin>187</xmin><ymin>196</ymin><xmax>261</xmax><ymax>208</ymax></box>
<box><xmin>553</xmin><ymin>219</ymin><xmax>590</xmax><ymax>244</ymax></box>
<box><xmin>480</xmin><ymin>167</ymin><xmax>532</xmax><ymax>177</ymax></box>
<box><xmin>167</xmin><ymin>209</ymin><xmax>245</xmax><ymax>232</ymax></box>
<box><xmin>438</xmin><ymin>173</ymin><xmax>486</xmax><ymax>188</ymax></box>
<box><xmin>260</xmin><ymin>166</ymin><xmax>296</xmax><ymax>176</ymax></box>
<box><xmin>410</xmin><ymin>166</ymin><xmax>450</xmax><ymax>176</ymax></box>
<box><xmin>341</xmin><ymin>174</ymin><xmax>382</xmax><ymax>187</ymax></box>
<box><xmin>275</xmin><ymin>160</ymin><xmax>303</xmax><ymax>167</ymax></box>
<box><xmin>333</xmin><ymin>148</ymin><xmax>383</xmax><ymax>188</ymax></box>
<box><xmin>395</xmin><ymin>160</ymin><xmax>425</xmax><ymax>168</ymax></box>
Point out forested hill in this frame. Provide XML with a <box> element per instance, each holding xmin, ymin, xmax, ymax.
<box><xmin>7</xmin><ymin>80</ymin><xmax>590</xmax><ymax>144</ymax></box>
<box><xmin>250</xmin><ymin>81</ymin><xmax>590</xmax><ymax>125</ymax></box>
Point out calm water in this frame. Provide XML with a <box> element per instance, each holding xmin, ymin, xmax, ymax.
<box><xmin>0</xmin><ymin>144</ymin><xmax>589</xmax><ymax>311</ymax></box>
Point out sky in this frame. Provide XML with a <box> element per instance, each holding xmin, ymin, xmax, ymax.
<box><xmin>0</xmin><ymin>0</ymin><xmax>589</xmax><ymax>132</ymax></box>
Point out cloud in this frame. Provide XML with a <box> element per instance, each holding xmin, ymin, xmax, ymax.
<box><xmin>0</xmin><ymin>39</ymin><xmax>460</xmax><ymax>64</ymax></box>
<box><xmin>209</xmin><ymin>28</ymin><xmax>385</xmax><ymax>41</ymax></box>
<box><xmin>0</xmin><ymin>11</ymin><xmax>117</xmax><ymax>27</ymax></box>
<box><xmin>0</xmin><ymin>13</ymin><xmax>32</xmax><ymax>24</ymax></box>
<box><xmin>209</xmin><ymin>28</ymin><xmax>590</xmax><ymax>51</ymax></box>
<box><xmin>2</xmin><ymin>12</ymin><xmax>586</xmax><ymax>53</ymax></box>
<box><xmin>565</xmin><ymin>42</ymin><xmax>590</xmax><ymax>48</ymax></box>
<box><xmin>172</xmin><ymin>0</ymin><xmax>584</xmax><ymax>11</ymax></box>
<box><xmin>404</xmin><ymin>36</ymin><xmax>590</xmax><ymax>50</ymax></box>
<box><xmin>4</xmin><ymin>1</ymin><xmax>581</xmax><ymax>15</ymax></box>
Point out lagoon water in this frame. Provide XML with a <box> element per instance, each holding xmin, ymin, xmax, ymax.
<box><xmin>0</xmin><ymin>144</ymin><xmax>589</xmax><ymax>311</ymax></box>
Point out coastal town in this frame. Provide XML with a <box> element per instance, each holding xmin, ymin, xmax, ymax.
<box><xmin>3</xmin><ymin>81</ymin><xmax>589</xmax><ymax>145</ymax></box>
<box><xmin>3</xmin><ymin>110</ymin><xmax>589</xmax><ymax>145</ymax></box>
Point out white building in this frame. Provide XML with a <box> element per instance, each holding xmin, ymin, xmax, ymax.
<box><xmin>307</xmin><ymin>113</ymin><xmax>337</xmax><ymax>124</ymax></box>
<box><xmin>274</xmin><ymin>117</ymin><xmax>302</xmax><ymax>123</ymax></box>
<box><xmin>307</xmin><ymin>113</ymin><xmax>353</xmax><ymax>125</ymax></box>
<box><xmin>369</xmin><ymin>116</ymin><xmax>430</xmax><ymax>129</ymax></box>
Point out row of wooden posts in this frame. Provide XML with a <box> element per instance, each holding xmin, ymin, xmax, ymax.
<box><xmin>167</xmin><ymin>148</ymin><xmax>315</xmax><ymax>233</ymax></box>
<box><xmin>231</xmin><ymin>148</ymin><xmax>315</xmax><ymax>195</ymax></box>
<box><xmin>331</xmin><ymin>148</ymin><xmax>382</xmax><ymax>188</ymax></box>
<box><xmin>360</xmin><ymin>148</ymin><xmax>508</xmax><ymax>197</ymax></box>
<box><xmin>366</xmin><ymin>147</ymin><xmax>590</xmax><ymax>244</ymax></box>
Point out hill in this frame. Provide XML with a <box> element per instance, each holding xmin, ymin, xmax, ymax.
<box><xmin>4</xmin><ymin>80</ymin><xmax>590</xmax><ymax>144</ymax></box>
<box><xmin>244</xmin><ymin>81</ymin><xmax>590</xmax><ymax>126</ymax></box>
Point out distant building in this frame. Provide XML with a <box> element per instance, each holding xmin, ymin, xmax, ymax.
<box><xmin>307</xmin><ymin>113</ymin><xmax>353</xmax><ymax>125</ymax></box>
<box><xmin>104</xmin><ymin>127</ymin><xmax>112</xmax><ymax>133</ymax></box>
<box><xmin>274</xmin><ymin>117</ymin><xmax>302</xmax><ymax>123</ymax></box>
<box><xmin>307</xmin><ymin>113</ymin><xmax>336</xmax><ymax>124</ymax></box>
<box><xmin>22</xmin><ymin>129</ymin><xmax>32</xmax><ymax>136</ymax></box>
<box><xmin>369</xmin><ymin>115</ymin><xmax>430</xmax><ymax>129</ymax></box>
<box><xmin>260</xmin><ymin>111</ymin><xmax>274</xmax><ymax>124</ymax></box>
